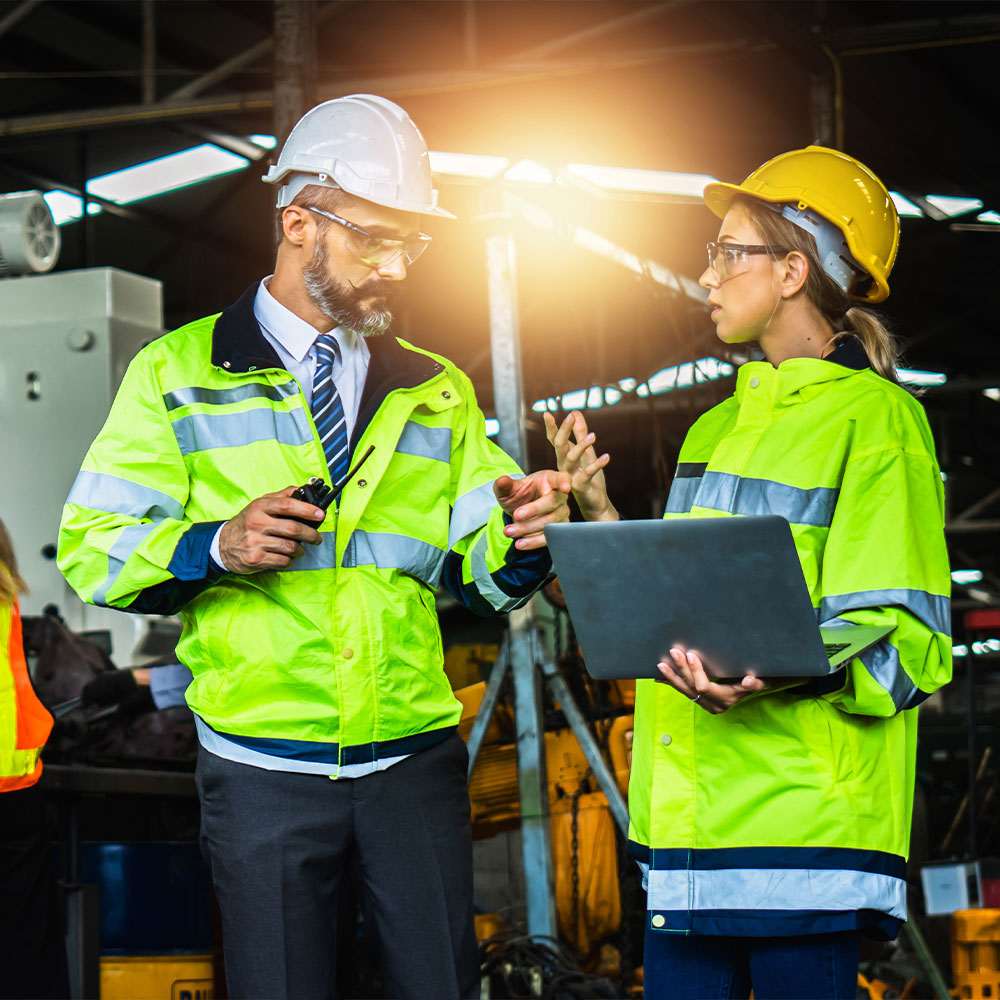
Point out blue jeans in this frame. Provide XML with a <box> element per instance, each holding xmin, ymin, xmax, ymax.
<box><xmin>643</xmin><ymin>926</ymin><xmax>860</xmax><ymax>1000</ymax></box>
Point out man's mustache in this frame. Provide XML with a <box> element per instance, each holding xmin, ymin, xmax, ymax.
<box><xmin>350</xmin><ymin>278</ymin><xmax>403</xmax><ymax>302</ymax></box>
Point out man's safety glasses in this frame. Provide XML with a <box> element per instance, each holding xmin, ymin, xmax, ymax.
<box><xmin>706</xmin><ymin>241</ymin><xmax>788</xmax><ymax>283</ymax></box>
<box><xmin>306</xmin><ymin>206</ymin><xmax>432</xmax><ymax>268</ymax></box>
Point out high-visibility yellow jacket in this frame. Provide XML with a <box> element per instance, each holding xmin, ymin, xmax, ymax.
<box><xmin>59</xmin><ymin>286</ymin><xmax>548</xmax><ymax>769</ymax></box>
<box><xmin>629</xmin><ymin>349</ymin><xmax>951</xmax><ymax>939</ymax></box>
<box><xmin>1</xmin><ymin>592</ymin><xmax>53</xmax><ymax>793</ymax></box>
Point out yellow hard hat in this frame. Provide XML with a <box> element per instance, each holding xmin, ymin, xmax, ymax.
<box><xmin>703</xmin><ymin>146</ymin><xmax>899</xmax><ymax>303</ymax></box>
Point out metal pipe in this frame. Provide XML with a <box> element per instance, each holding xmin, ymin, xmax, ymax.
<box><xmin>273</xmin><ymin>0</ymin><xmax>316</xmax><ymax>146</ymax></box>
<box><xmin>509</xmin><ymin>607</ymin><xmax>557</xmax><ymax>937</ymax></box>
<box><xmin>485</xmin><ymin>230</ymin><xmax>527</xmax><ymax>468</ymax></box>
<box><xmin>142</xmin><ymin>0</ymin><xmax>155</xmax><ymax>105</ymax></box>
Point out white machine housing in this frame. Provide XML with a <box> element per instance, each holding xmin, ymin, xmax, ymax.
<box><xmin>0</xmin><ymin>267</ymin><xmax>165</xmax><ymax>662</ymax></box>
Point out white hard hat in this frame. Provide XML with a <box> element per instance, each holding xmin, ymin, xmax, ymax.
<box><xmin>262</xmin><ymin>94</ymin><xmax>455</xmax><ymax>218</ymax></box>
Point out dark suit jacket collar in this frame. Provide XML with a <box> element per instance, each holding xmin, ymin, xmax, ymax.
<box><xmin>210</xmin><ymin>282</ymin><xmax>445</xmax><ymax>452</ymax></box>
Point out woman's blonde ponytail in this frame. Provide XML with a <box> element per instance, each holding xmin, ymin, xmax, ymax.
<box><xmin>843</xmin><ymin>308</ymin><xmax>899</xmax><ymax>383</ymax></box>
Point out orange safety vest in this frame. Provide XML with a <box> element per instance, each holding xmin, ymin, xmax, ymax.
<box><xmin>1</xmin><ymin>599</ymin><xmax>53</xmax><ymax>792</ymax></box>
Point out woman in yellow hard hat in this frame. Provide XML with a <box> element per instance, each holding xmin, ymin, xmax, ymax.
<box><xmin>545</xmin><ymin>147</ymin><xmax>951</xmax><ymax>999</ymax></box>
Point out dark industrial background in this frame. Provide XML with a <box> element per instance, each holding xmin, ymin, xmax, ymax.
<box><xmin>3</xmin><ymin>3</ymin><xmax>999</xmax><ymax>993</ymax></box>
<box><xmin>3</xmin><ymin>1</ymin><xmax>997</xmax><ymax>562</ymax></box>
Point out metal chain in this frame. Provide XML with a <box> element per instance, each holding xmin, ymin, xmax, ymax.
<box><xmin>569</xmin><ymin>770</ymin><xmax>590</xmax><ymax>956</ymax></box>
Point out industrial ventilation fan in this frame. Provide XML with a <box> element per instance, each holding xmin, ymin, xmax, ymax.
<box><xmin>0</xmin><ymin>190</ymin><xmax>61</xmax><ymax>276</ymax></box>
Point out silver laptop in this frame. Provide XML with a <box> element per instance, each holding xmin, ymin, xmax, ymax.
<box><xmin>543</xmin><ymin>516</ymin><xmax>893</xmax><ymax>680</ymax></box>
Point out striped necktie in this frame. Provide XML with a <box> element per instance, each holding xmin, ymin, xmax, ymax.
<box><xmin>311</xmin><ymin>333</ymin><xmax>350</xmax><ymax>484</ymax></box>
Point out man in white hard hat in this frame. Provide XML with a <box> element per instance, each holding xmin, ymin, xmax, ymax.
<box><xmin>59</xmin><ymin>94</ymin><xmax>571</xmax><ymax>1000</ymax></box>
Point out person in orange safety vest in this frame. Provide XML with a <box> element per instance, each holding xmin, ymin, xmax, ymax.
<box><xmin>1</xmin><ymin>517</ymin><xmax>69</xmax><ymax>1000</ymax></box>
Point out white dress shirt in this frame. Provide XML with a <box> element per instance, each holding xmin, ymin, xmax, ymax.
<box><xmin>210</xmin><ymin>277</ymin><xmax>371</xmax><ymax>567</ymax></box>
<box><xmin>252</xmin><ymin>276</ymin><xmax>370</xmax><ymax>431</ymax></box>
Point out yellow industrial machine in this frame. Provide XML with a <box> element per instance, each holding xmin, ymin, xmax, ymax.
<box><xmin>99</xmin><ymin>954</ymin><xmax>213</xmax><ymax>1000</ymax></box>
<box><xmin>457</xmin><ymin>675</ymin><xmax>634</xmax><ymax>965</ymax></box>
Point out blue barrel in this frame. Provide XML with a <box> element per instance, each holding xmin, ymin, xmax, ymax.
<box><xmin>81</xmin><ymin>842</ymin><xmax>213</xmax><ymax>955</ymax></box>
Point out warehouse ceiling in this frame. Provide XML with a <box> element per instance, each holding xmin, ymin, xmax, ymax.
<box><xmin>1</xmin><ymin>0</ymin><xmax>999</xmax><ymax>595</ymax></box>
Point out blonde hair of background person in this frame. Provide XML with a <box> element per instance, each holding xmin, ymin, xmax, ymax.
<box><xmin>0</xmin><ymin>518</ymin><xmax>28</xmax><ymax>605</ymax></box>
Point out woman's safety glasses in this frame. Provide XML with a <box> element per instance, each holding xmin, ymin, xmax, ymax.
<box><xmin>306</xmin><ymin>206</ymin><xmax>432</xmax><ymax>268</ymax></box>
<box><xmin>706</xmin><ymin>241</ymin><xmax>788</xmax><ymax>283</ymax></box>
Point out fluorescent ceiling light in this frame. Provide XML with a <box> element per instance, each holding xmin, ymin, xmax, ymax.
<box><xmin>87</xmin><ymin>144</ymin><xmax>249</xmax><ymax>204</ymax></box>
<box><xmin>953</xmin><ymin>644</ymin><xmax>969</xmax><ymax>657</ymax></box>
<box><xmin>897</xmin><ymin>367</ymin><xmax>947</xmax><ymax>386</ymax></box>
<box><xmin>889</xmin><ymin>192</ymin><xmax>923</xmax><ymax>218</ymax></box>
<box><xmin>43</xmin><ymin>190</ymin><xmax>102</xmax><ymax>226</ymax></box>
<box><xmin>566</xmin><ymin>163</ymin><xmax>717</xmax><ymax>198</ymax></box>
<box><xmin>977</xmin><ymin>210</ymin><xmax>1000</xmax><ymax>225</ymax></box>
<box><xmin>485</xmin><ymin>418</ymin><xmax>500</xmax><ymax>437</ymax></box>
<box><xmin>249</xmin><ymin>134</ymin><xmax>278</xmax><ymax>150</ymax></box>
<box><xmin>924</xmin><ymin>194</ymin><xmax>984</xmax><ymax>218</ymax></box>
<box><xmin>530</xmin><ymin>357</ymin><xmax>734</xmax><ymax>412</ymax></box>
<box><xmin>429</xmin><ymin>151</ymin><xmax>509</xmax><ymax>179</ymax></box>
<box><xmin>952</xmin><ymin>569</ymin><xmax>984</xmax><ymax>585</ymax></box>
<box><xmin>505</xmin><ymin>159</ymin><xmax>554</xmax><ymax>184</ymax></box>
<box><xmin>984</xmin><ymin>388</ymin><xmax>1000</xmax><ymax>402</ymax></box>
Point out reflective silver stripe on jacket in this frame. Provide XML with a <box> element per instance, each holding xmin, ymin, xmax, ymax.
<box><xmin>820</xmin><ymin>589</ymin><xmax>951</xmax><ymax>636</ymax></box>
<box><xmin>646</xmin><ymin>866</ymin><xmax>906</xmax><ymax>919</ymax></box>
<box><xmin>171</xmin><ymin>407</ymin><xmax>313</xmax><ymax>455</ymax></box>
<box><xmin>281</xmin><ymin>533</ymin><xmax>338</xmax><ymax>573</ymax></box>
<box><xmin>664</xmin><ymin>476</ymin><xmax>702</xmax><ymax>514</ymax></box>
<box><xmin>469</xmin><ymin>533</ymin><xmax>527</xmax><ymax>612</ymax></box>
<box><xmin>342</xmin><ymin>530</ymin><xmax>446</xmax><ymax>588</ymax></box>
<box><xmin>163</xmin><ymin>381</ymin><xmax>299</xmax><ymax>411</ymax></box>
<box><xmin>823</xmin><ymin>617</ymin><xmax>924</xmax><ymax>711</ymax></box>
<box><xmin>92</xmin><ymin>522</ymin><xmax>159</xmax><ymax>606</ymax></box>
<box><xmin>681</xmin><ymin>471</ymin><xmax>840</xmax><ymax>527</ymax></box>
<box><xmin>67</xmin><ymin>470</ymin><xmax>184</xmax><ymax>522</ymax></box>
<box><xmin>395</xmin><ymin>421</ymin><xmax>452</xmax><ymax>463</ymax></box>
<box><xmin>449</xmin><ymin>481</ymin><xmax>499</xmax><ymax>549</ymax></box>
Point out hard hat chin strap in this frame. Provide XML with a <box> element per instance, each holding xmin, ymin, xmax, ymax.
<box><xmin>765</xmin><ymin>202</ymin><xmax>862</xmax><ymax>296</ymax></box>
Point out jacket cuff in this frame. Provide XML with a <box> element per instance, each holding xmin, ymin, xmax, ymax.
<box><xmin>168</xmin><ymin>521</ymin><xmax>228</xmax><ymax>581</ymax></box>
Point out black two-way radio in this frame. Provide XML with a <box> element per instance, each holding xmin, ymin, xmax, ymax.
<box><xmin>287</xmin><ymin>445</ymin><xmax>375</xmax><ymax>525</ymax></box>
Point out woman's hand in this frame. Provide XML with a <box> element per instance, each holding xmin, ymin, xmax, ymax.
<box><xmin>655</xmin><ymin>647</ymin><xmax>766</xmax><ymax>714</ymax></box>
<box><xmin>543</xmin><ymin>410</ymin><xmax>619</xmax><ymax>522</ymax></box>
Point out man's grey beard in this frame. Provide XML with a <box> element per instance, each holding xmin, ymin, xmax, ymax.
<box><xmin>302</xmin><ymin>237</ymin><xmax>399</xmax><ymax>337</ymax></box>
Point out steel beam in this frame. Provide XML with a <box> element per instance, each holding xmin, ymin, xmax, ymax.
<box><xmin>165</xmin><ymin>0</ymin><xmax>351</xmax><ymax>103</ymax></box>
<box><xmin>466</xmin><ymin>636</ymin><xmax>510</xmax><ymax>777</ymax></box>
<box><xmin>541</xmin><ymin>659</ymin><xmax>630</xmax><ymax>836</ymax></box>
<box><xmin>484</xmin><ymin>217</ymin><xmax>556</xmax><ymax>937</ymax></box>
<box><xmin>947</xmin><ymin>486</ymin><xmax>1000</xmax><ymax>534</ymax></box>
<box><xmin>0</xmin><ymin>41</ymin><xmax>761</xmax><ymax>141</ymax></box>
<box><xmin>508</xmin><ymin>606</ymin><xmax>557</xmax><ymax>938</ymax></box>
<box><xmin>273</xmin><ymin>0</ymin><xmax>316</xmax><ymax>146</ymax></box>
<box><xmin>141</xmin><ymin>0</ymin><xmax>155</xmax><ymax>105</ymax></box>
<box><xmin>0</xmin><ymin>0</ymin><xmax>43</xmax><ymax>41</ymax></box>
<box><xmin>0</xmin><ymin>92</ymin><xmax>272</xmax><ymax>139</ymax></box>
<box><xmin>485</xmin><ymin>230</ymin><xmax>528</xmax><ymax>468</ymax></box>
<box><xmin>506</xmin><ymin>1</ymin><xmax>685</xmax><ymax>62</ymax></box>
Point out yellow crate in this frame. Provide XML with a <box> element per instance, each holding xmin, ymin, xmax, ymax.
<box><xmin>952</xmin><ymin>909</ymin><xmax>1000</xmax><ymax>999</ymax></box>
<box><xmin>100</xmin><ymin>954</ymin><xmax>213</xmax><ymax>1000</ymax></box>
